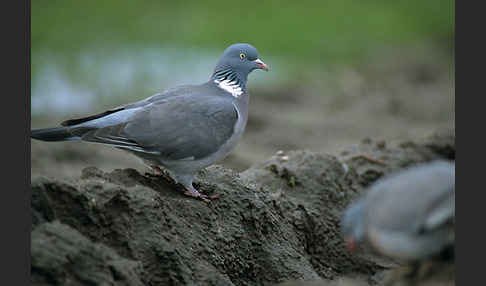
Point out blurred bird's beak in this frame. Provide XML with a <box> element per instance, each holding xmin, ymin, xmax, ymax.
<box><xmin>253</xmin><ymin>58</ymin><xmax>269</xmax><ymax>71</ymax></box>
<box><xmin>345</xmin><ymin>238</ymin><xmax>357</xmax><ymax>253</ymax></box>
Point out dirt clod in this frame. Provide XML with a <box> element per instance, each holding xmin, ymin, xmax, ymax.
<box><xmin>31</xmin><ymin>131</ymin><xmax>454</xmax><ymax>286</ymax></box>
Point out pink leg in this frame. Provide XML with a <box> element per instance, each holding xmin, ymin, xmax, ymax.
<box><xmin>151</xmin><ymin>165</ymin><xmax>163</xmax><ymax>175</ymax></box>
<box><xmin>148</xmin><ymin>166</ymin><xmax>176</xmax><ymax>184</ymax></box>
<box><xmin>182</xmin><ymin>184</ymin><xmax>220</xmax><ymax>203</ymax></box>
<box><xmin>148</xmin><ymin>168</ymin><xmax>220</xmax><ymax>202</ymax></box>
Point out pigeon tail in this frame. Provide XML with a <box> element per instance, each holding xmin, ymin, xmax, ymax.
<box><xmin>31</xmin><ymin>127</ymin><xmax>78</xmax><ymax>142</ymax></box>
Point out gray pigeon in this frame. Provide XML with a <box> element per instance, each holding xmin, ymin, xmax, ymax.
<box><xmin>31</xmin><ymin>43</ymin><xmax>268</xmax><ymax>201</ymax></box>
<box><xmin>341</xmin><ymin>160</ymin><xmax>455</xmax><ymax>261</ymax></box>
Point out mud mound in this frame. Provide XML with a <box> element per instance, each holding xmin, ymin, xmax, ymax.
<box><xmin>31</xmin><ymin>131</ymin><xmax>454</xmax><ymax>285</ymax></box>
<box><xmin>31</xmin><ymin>221</ymin><xmax>144</xmax><ymax>285</ymax></box>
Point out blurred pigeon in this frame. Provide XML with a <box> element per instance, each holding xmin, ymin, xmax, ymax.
<box><xmin>31</xmin><ymin>43</ymin><xmax>268</xmax><ymax>201</ymax></box>
<box><xmin>341</xmin><ymin>160</ymin><xmax>455</xmax><ymax>261</ymax></box>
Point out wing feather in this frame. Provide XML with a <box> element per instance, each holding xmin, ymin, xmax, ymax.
<box><xmin>61</xmin><ymin>85</ymin><xmax>239</xmax><ymax>160</ymax></box>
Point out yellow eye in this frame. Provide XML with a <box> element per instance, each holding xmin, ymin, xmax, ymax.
<box><xmin>239</xmin><ymin>53</ymin><xmax>246</xmax><ymax>60</ymax></box>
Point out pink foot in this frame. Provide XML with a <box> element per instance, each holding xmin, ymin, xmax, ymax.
<box><xmin>183</xmin><ymin>187</ymin><xmax>220</xmax><ymax>203</ymax></box>
<box><xmin>151</xmin><ymin>165</ymin><xmax>163</xmax><ymax>175</ymax></box>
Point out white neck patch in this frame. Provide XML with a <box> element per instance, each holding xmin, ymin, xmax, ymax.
<box><xmin>214</xmin><ymin>79</ymin><xmax>243</xmax><ymax>97</ymax></box>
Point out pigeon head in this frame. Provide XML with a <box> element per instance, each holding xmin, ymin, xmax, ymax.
<box><xmin>215</xmin><ymin>43</ymin><xmax>268</xmax><ymax>73</ymax></box>
<box><xmin>211</xmin><ymin>43</ymin><xmax>268</xmax><ymax>94</ymax></box>
<box><xmin>341</xmin><ymin>201</ymin><xmax>367</xmax><ymax>252</ymax></box>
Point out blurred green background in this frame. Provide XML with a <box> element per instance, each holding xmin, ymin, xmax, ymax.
<box><xmin>31</xmin><ymin>0</ymin><xmax>454</xmax><ymax>114</ymax></box>
<box><xmin>31</xmin><ymin>0</ymin><xmax>455</xmax><ymax>176</ymax></box>
<box><xmin>32</xmin><ymin>0</ymin><xmax>454</xmax><ymax>59</ymax></box>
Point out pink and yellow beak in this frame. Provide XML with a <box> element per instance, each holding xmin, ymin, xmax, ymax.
<box><xmin>253</xmin><ymin>58</ymin><xmax>269</xmax><ymax>71</ymax></box>
<box><xmin>345</xmin><ymin>238</ymin><xmax>358</xmax><ymax>253</ymax></box>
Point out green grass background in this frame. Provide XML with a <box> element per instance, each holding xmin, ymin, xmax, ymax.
<box><xmin>31</xmin><ymin>0</ymin><xmax>454</xmax><ymax>114</ymax></box>
<box><xmin>33</xmin><ymin>0</ymin><xmax>454</xmax><ymax>63</ymax></box>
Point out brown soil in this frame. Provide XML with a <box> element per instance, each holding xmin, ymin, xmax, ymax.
<box><xmin>31</xmin><ymin>131</ymin><xmax>454</xmax><ymax>286</ymax></box>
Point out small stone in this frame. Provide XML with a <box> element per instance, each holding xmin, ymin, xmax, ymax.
<box><xmin>376</xmin><ymin>140</ymin><xmax>386</xmax><ymax>149</ymax></box>
<box><xmin>361</xmin><ymin>137</ymin><xmax>372</xmax><ymax>144</ymax></box>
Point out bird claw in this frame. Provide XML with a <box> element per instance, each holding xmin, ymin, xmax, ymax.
<box><xmin>146</xmin><ymin>166</ymin><xmax>178</xmax><ymax>185</ymax></box>
<box><xmin>148</xmin><ymin>166</ymin><xmax>220</xmax><ymax>202</ymax></box>
<box><xmin>150</xmin><ymin>165</ymin><xmax>163</xmax><ymax>175</ymax></box>
<box><xmin>183</xmin><ymin>190</ymin><xmax>220</xmax><ymax>203</ymax></box>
